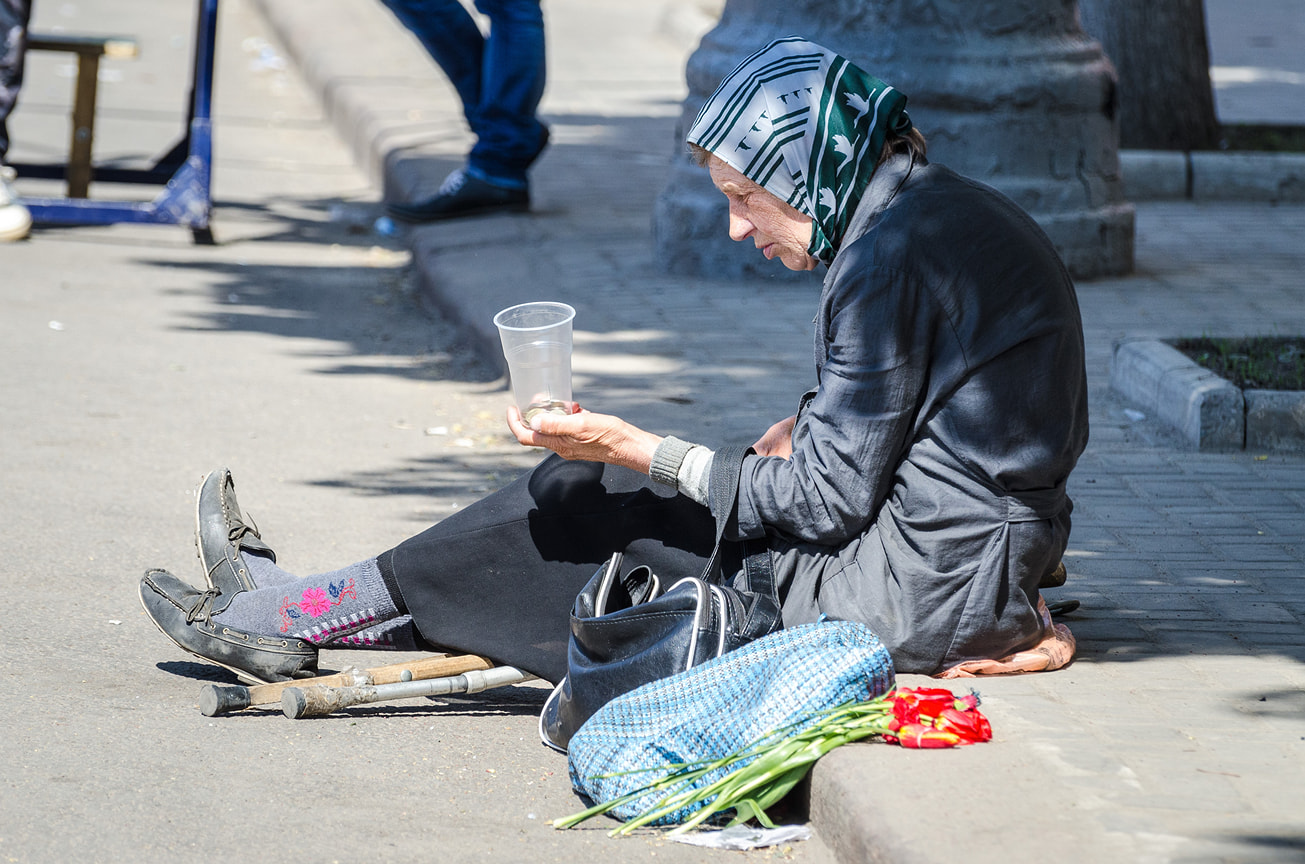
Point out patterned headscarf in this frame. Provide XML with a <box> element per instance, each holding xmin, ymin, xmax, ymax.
<box><xmin>687</xmin><ymin>37</ymin><xmax>912</xmax><ymax>264</ymax></box>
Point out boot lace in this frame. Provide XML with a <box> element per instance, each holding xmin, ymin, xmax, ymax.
<box><xmin>184</xmin><ymin>588</ymin><xmax>223</xmax><ymax>624</ymax></box>
<box><xmin>227</xmin><ymin>512</ymin><xmax>262</xmax><ymax>544</ymax></box>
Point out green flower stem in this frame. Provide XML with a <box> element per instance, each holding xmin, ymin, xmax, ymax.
<box><xmin>556</xmin><ymin>696</ymin><xmax>902</xmax><ymax>834</ymax></box>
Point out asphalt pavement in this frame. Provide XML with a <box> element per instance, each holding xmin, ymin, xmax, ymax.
<box><xmin>3</xmin><ymin>1</ymin><xmax>1304</xmax><ymax>862</ymax></box>
<box><xmin>1</xmin><ymin>1</ymin><xmax>832</xmax><ymax>862</ymax></box>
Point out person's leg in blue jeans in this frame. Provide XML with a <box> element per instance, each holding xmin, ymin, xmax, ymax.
<box><xmin>464</xmin><ymin>0</ymin><xmax>547</xmax><ymax>187</ymax></box>
<box><xmin>0</xmin><ymin>0</ymin><xmax>32</xmax><ymax>242</ymax></box>
<box><xmin>380</xmin><ymin>0</ymin><xmax>548</xmax><ymax>221</ymax></box>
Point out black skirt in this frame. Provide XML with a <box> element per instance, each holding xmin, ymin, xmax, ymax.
<box><xmin>387</xmin><ymin>455</ymin><xmax>718</xmax><ymax>683</ymax></box>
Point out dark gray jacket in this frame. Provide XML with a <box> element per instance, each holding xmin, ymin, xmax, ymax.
<box><xmin>730</xmin><ymin>150</ymin><xmax>1089</xmax><ymax>674</ymax></box>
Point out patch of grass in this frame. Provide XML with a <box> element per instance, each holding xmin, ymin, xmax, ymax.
<box><xmin>1216</xmin><ymin>124</ymin><xmax>1305</xmax><ymax>153</ymax></box>
<box><xmin>1174</xmin><ymin>336</ymin><xmax>1305</xmax><ymax>390</ymax></box>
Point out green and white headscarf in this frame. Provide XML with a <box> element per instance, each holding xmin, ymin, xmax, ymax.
<box><xmin>687</xmin><ymin>37</ymin><xmax>912</xmax><ymax>264</ymax></box>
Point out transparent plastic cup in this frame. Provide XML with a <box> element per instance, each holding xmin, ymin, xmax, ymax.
<box><xmin>493</xmin><ymin>301</ymin><xmax>576</xmax><ymax>422</ymax></box>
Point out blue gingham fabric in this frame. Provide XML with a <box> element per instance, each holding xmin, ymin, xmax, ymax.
<box><xmin>566</xmin><ymin>620</ymin><xmax>895</xmax><ymax>824</ymax></box>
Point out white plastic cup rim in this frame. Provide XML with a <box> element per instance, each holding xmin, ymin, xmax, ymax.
<box><xmin>493</xmin><ymin>301</ymin><xmax>576</xmax><ymax>332</ymax></box>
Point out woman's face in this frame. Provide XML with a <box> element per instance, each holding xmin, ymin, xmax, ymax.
<box><xmin>708</xmin><ymin>159</ymin><xmax>819</xmax><ymax>272</ymax></box>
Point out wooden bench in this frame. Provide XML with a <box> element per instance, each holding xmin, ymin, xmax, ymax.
<box><xmin>26</xmin><ymin>32</ymin><xmax>139</xmax><ymax>198</ymax></box>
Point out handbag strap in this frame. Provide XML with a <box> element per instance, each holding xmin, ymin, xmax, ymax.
<box><xmin>703</xmin><ymin>445</ymin><xmax>781</xmax><ymax>641</ymax></box>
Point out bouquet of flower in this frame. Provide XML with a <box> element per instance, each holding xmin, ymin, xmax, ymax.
<box><xmin>553</xmin><ymin>686</ymin><xmax>991</xmax><ymax>836</ymax></box>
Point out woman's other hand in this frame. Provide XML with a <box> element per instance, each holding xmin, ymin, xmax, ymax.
<box><xmin>506</xmin><ymin>404</ymin><xmax>663</xmax><ymax>474</ymax></box>
<box><xmin>752</xmin><ymin>415</ymin><xmax>797</xmax><ymax>459</ymax></box>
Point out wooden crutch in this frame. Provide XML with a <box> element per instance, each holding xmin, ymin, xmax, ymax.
<box><xmin>198</xmin><ymin>654</ymin><xmax>496</xmax><ymax>716</ymax></box>
<box><xmin>280</xmin><ymin>664</ymin><xmax>535</xmax><ymax>719</ymax></box>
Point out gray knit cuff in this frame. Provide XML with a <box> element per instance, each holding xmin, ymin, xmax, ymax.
<box><xmin>650</xmin><ymin>436</ymin><xmax>694</xmax><ymax>488</ymax></box>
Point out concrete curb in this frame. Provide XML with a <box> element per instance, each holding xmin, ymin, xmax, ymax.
<box><xmin>1121</xmin><ymin>149</ymin><xmax>1305</xmax><ymax>202</ymax></box>
<box><xmin>1245</xmin><ymin>388</ymin><xmax>1305</xmax><ymax>452</ymax></box>
<box><xmin>1110</xmin><ymin>338</ymin><xmax>1305</xmax><ymax>451</ymax></box>
<box><xmin>1110</xmin><ymin>339</ymin><xmax>1244</xmax><ymax>450</ymax></box>
<box><xmin>248</xmin><ymin>0</ymin><xmax>1305</xmax><ymax>213</ymax></box>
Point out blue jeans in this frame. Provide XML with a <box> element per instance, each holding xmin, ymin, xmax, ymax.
<box><xmin>380</xmin><ymin>0</ymin><xmax>547</xmax><ymax>189</ymax></box>
<box><xmin>0</xmin><ymin>0</ymin><xmax>30</xmax><ymax>162</ymax></box>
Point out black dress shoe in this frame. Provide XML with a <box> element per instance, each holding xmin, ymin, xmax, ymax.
<box><xmin>139</xmin><ymin>568</ymin><xmax>318</xmax><ymax>684</ymax></box>
<box><xmin>195</xmin><ymin>468</ymin><xmax>276</xmax><ymax>612</ymax></box>
<box><xmin>386</xmin><ymin>169</ymin><xmax>529</xmax><ymax>222</ymax></box>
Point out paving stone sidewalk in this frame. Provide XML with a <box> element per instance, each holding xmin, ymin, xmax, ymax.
<box><xmin>253</xmin><ymin>1</ymin><xmax>1305</xmax><ymax>860</ymax></box>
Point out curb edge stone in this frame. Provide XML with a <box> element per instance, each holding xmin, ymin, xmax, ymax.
<box><xmin>1110</xmin><ymin>339</ymin><xmax>1245</xmax><ymax>450</ymax></box>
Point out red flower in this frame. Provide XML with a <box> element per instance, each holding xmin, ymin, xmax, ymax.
<box><xmin>886</xmin><ymin>722</ymin><xmax>962</xmax><ymax>749</ymax></box>
<box><xmin>952</xmin><ymin>692</ymin><xmax>980</xmax><ymax>713</ymax></box>
<box><xmin>884</xmin><ymin>687</ymin><xmax>992</xmax><ymax>748</ymax></box>
<box><xmin>934</xmin><ymin>707</ymin><xmax>992</xmax><ymax>744</ymax></box>
<box><xmin>891</xmin><ymin>687</ymin><xmax>963</xmax><ymax>725</ymax></box>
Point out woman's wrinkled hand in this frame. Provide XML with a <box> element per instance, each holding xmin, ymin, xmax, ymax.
<box><xmin>506</xmin><ymin>404</ymin><xmax>663</xmax><ymax>474</ymax></box>
<box><xmin>752</xmin><ymin>415</ymin><xmax>797</xmax><ymax>459</ymax></box>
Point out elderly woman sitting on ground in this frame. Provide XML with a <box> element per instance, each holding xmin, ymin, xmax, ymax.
<box><xmin>140</xmin><ymin>36</ymin><xmax>1086</xmax><ymax>687</ymax></box>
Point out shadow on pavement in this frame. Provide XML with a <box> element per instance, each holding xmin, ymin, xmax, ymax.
<box><xmin>1189</xmin><ymin>834</ymin><xmax>1305</xmax><ymax>864</ymax></box>
<box><xmin>156</xmin><ymin>660</ymin><xmax>242</xmax><ymax>684</ymax></box>
<box><xmin>308</xmin><ymin>451</ymin><xmax>535</xmax><ymax>504</ymax></box>
<box><xmin>143</xmin><ymin>255</ymin><xmax>500</xmax><ymax>385</ymax></box>
<box><xmin>208</xmin><ymin>197</ymin><xmax>399</xmax><ymax>249</ymax></box>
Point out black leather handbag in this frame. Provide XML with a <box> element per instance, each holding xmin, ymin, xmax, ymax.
<box><xmin>539</xmin><ymin>446</ymin><xmax>781</xmax><ymax>752</ymax></box>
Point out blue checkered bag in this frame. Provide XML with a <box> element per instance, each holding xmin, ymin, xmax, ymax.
<box><xmin>565</xmin><ymin>620</ymin><xmax>895</xmax><ymax>824</ymax></box>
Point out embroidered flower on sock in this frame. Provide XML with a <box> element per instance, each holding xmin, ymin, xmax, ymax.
<box><xmin>277</xmin><ymin>578</ymin><xmax>358</xmax><ymax>632</ymax></box>
<box><xmin>300</xmin><ymin>587</ymin><xmax>332</xmax><ymax>617</ymax></box>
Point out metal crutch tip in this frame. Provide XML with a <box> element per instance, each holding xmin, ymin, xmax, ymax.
<box><xmin>281</xmin><ymin>687</ymin><xmax>310</xmax><ymax>720</ymax></box>
<box><xmin>199</xmin><ymin>684</ymin><xmax>251</xmax><ymax>717</ymax></box>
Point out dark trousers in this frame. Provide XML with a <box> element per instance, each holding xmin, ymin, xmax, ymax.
<box><xmin>388</xmin><ymin>455</ymin><xmax>720</xmax><ymax>684</ymax></box>
<box><xmin>0</xmin><ymin>0</ymin><xmax>29</xmax><ymax>162</ymax></box>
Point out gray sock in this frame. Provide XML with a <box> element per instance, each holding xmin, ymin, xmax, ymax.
<box><xmin>241</xmin><ymin>549</ymin><xmax>297</xmax><ymax>588</ymax></box>
<box><xmin>212</xmin><ymin>557</ymin><xmax>400</xmax><ymax>645</ymax></box>
<box><xmin>326</xmin><ymin>615</ymin><xmax>424</xmax><ymax>651</ymax></box>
